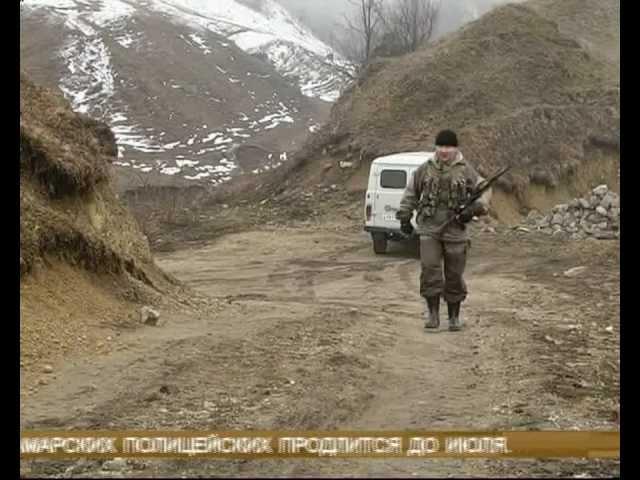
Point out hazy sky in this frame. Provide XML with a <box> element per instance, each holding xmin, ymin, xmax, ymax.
<box><xmin>277</xmin><ymin>0</ymin><xmax>519</xmax><ymax>45</ymax></box>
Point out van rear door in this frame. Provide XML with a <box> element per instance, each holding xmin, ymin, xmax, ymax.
<box><xmin>375</xmin><ymin>166</ymin><xmax>409</xmax><ymax>230</ymax></box>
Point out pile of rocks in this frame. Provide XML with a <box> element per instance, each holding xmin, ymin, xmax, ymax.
<box><xmin>522</xmin><ymin>185</ymin><xmax>620</xmax><ymax>240</ymax></box>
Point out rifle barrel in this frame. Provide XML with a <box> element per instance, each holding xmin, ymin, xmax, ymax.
<box><xmin>434</xmin><ymin>165</ymin><xmax>511</xmax><ymax>232</ymax></box>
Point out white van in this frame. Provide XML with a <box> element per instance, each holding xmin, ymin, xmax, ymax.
<box><xmin>363</xmin><ymin>151</ymin><xmax>435</xmax><ymax>254</ymax></box>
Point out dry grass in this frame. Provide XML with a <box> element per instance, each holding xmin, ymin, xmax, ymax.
<box><xmin>20</xmin><ymin>75</ymin><xmax>115</xmax><ymax>196</ymax></box>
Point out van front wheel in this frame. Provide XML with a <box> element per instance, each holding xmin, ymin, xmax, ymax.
<box><xmin>372</xmin><ymin>233</ymin><xmax>388</xmax><ymax>254</ymax></box>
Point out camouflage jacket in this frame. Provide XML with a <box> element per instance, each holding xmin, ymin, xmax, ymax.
<box><xmin>395</xmin><ymin>152</ymin><xmax>491</xmax><ymax>242</ymax></box>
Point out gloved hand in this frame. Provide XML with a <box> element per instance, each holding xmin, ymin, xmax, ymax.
<box><xmin>456</xmin><ymin>202</ymin><xmax>486</xmax><ymax>224</ymax></box>
<box><xmin>457</xmin><ymin>208</ymin><xmax>474</xmax><ymax>224</ymax></box>
<box><xmin>400</xmin><ymin>220</ymin><xmax>414</xmax><ymax>235</ymax></box>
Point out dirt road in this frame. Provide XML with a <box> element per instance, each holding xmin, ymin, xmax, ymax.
<box><xmin>20</xmin><ymin>218</ymin><xmax>620</xmax><ymax>477</ymax></box>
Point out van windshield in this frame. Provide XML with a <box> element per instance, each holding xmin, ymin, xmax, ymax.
<box><xmin>380</xmin><ymin>170</ymin><xmax>407</xmax><ymax>189</ymax></box>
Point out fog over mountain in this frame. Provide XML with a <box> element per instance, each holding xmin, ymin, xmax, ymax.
<box><xmin>277</xmin><ymin>0</ymin><xmax>522</xmax><ymax>48</ymax></box>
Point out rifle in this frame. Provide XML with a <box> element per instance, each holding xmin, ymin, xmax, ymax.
<box><xmin>435</xmin><ymin>165</ymin><xmax>511</xmax><ymax>232</ymax></box>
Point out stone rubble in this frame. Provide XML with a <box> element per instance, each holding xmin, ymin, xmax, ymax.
<box><xmin>140</xmin><ymin>306</ymin><xmax>161</xmax><ymax>326</ymax></box>
<box><xmin>521</xmin><ymin>185</ymin><xmax>619</xmax><ymax>240</ymax></box>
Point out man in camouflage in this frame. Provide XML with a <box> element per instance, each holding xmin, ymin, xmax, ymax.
<box><xmin>395</xmin><ymin>130</ymin><xmax>492</xmax><ymax>331</ymax></box>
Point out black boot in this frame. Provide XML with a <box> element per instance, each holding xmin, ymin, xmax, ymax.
<box><xmin>447</xmin><ymin>302</ymin><xmax>462</xmax><ymax>331</ymax></box>
<box><xmin>424</xmin><ymin>296</ymin><xmax>440</xmax><ymax>329</ymax></box>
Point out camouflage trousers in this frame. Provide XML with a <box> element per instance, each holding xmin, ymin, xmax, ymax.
<box><xmin>419</xmin><ymin>235</ymin><xmax>469</xmax><ymax>303</ymax></box>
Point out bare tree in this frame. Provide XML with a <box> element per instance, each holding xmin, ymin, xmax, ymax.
<box><xmin>339</xmin><ymin>0</ymin><xmax>385</xmax><ymax>66</ymax></box>
<box><xmin>383</xmin><ymin>0</ymin><xmax>440</xmax><ymax>54</ymax></box>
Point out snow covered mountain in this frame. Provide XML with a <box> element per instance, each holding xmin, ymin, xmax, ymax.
<box><xmin>20</xmin><ymin>0</ymin><xmax>353</xmax><ymax>189</ymax></box>
<box><xmin>140</xmin><ymin>0</ymin><xmax>354</xmax><ymax>101</ymax></box>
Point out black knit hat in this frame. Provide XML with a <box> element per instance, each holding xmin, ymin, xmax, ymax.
<box><xmin>435</xmin><ymin>129</ymin><xmax>459</xmax><ymax>147</ymax></box>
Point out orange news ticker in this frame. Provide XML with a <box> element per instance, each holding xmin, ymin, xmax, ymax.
<box><xmin>20</xmin><ymin>430</ymin><xmax>620</xmax><ymax>459</ymax></box>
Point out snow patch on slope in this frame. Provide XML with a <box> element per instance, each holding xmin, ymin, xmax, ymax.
<box><xmin>22</xmin><ymin>0</ymin><xmax>166</xmax><ymax>155</ymax></box>
<box><xmin>22</xmin><ymin>0</ymin><xmax>343</xmax><ymax>185</ymax></box>
<box><xmin>145</xmin><ymin>0</ymin><xmax>350</xmax><ymax>100</ymax></box>
<box><xmin>256</xmin><ymin>40</ymin><xmax>353</xmax><ymax>102</ymax></box>
<box><xmin>151</xmin><ymin>0</ymin><xmax>330</xmax><ymax>55</ymax></box>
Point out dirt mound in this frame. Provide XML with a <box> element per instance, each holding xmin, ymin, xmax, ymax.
<box><xmin>20</xmin><ymin>74</ymin><xmax>188</xmax><ymax>387</ymax></box>
<box><xmin>528</xmin><ymin>0</ymin><xmax>619</xmax><ymax>69</ymax></box>
<box><xmin>274</xmin><ymin>0</ymin><xmax>619</xmax><ymax>220</ymax></box>
<box><xmin>21</xmin><ymin>74</ymin><xmax>161</xmax><ymax>280</ymax></box>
